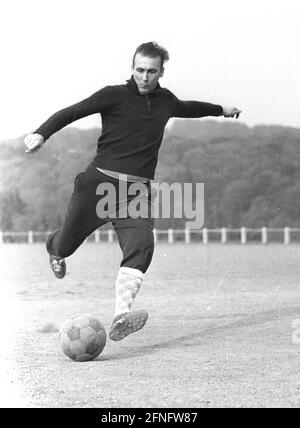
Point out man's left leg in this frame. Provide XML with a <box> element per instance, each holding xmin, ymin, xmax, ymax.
<box><xmin>109</xmin><ymin>217</ymin><xmax>154</xmax><ymax>341</ymax></box>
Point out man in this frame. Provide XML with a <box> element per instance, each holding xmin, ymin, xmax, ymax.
<box><xmin>24</xmin><ymin>42</ymin><xmax>241</xmax><ymax>341</ymax></box>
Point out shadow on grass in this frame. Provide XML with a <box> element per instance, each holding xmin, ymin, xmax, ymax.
<box><xmin>99</xmin><ymin>305</ymin><xmax>300</xmax><ymax>361</ymax></box>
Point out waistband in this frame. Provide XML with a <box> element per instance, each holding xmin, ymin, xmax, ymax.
<box><xmin>96</xmin><ymin>168</ymin><xmax>149</xmax><ymax>183</ymax></box>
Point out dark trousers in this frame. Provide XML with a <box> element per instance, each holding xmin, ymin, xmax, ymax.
<box><xmin>46</xmin><ymin>165</ymin><xmax>154</xmax><ymax>273</ymax></box>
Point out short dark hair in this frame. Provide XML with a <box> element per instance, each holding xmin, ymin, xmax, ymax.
<box><xmin>132</xmin><ymin>41</ymin><xmax>170</xmax><ymax>68</ymax></box>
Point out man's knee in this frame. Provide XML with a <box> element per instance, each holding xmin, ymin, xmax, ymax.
<box><xmin>46</xmin><ymin>229</ymin><xmax>76</xmax><ymax>259</ymax></box>
<box><xmin>121</xmin><ymin>230</ymin><xmax>154</xmax><ymax>274</ymax></box>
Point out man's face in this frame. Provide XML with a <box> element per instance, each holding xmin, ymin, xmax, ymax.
<box><xmin>132</xmin><ymin>53</ymin><xmax>164</xmax><ymax>95</ymax></box>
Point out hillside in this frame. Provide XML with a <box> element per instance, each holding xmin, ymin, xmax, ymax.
<box><xmin>1</xmin><ymin>120</ymin><xmax>300</xmax><ymax>230</ymax></box>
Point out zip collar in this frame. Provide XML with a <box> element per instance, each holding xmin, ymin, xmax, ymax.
<box><xmin>126</xmin><ymin>75</ymin><xmax>163</xmax><ymax>97</ymax></box>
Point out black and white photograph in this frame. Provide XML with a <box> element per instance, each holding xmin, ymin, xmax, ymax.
<box><xmin>0</xmin><ymin>0</ymin><xmax>299</xmax><ymax>409</ymax></box>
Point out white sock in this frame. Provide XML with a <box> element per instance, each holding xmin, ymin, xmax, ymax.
<box><xmin>113</xmin><ymin>267</ymin><xmax>144</xmax><ymax>318</ymax></box>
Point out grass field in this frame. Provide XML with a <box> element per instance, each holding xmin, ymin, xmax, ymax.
<box><xmin>0</xmin><ymin>243</ymin><xmax>300</xmax><ymax>408</ymax></box>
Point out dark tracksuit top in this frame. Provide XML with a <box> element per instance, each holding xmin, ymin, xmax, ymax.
<box><xmin>34</xmin><ymin>75</ymin><xmax>223</xmax><ymax>180</ymax></box>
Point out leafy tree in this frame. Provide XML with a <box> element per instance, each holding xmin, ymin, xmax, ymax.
<box><xmin>0</xmin><ymin>188</ymin><xmax>27</xmax><ymax>230</ymax></box>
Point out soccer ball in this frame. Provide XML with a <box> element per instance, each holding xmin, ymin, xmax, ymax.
<box><xmin>59</xmin><ymin>314</ymin><xmax>106</xmax><ymax>362</ymax></box>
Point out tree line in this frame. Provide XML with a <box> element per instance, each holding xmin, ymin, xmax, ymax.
<box><xmin>1</xmin><ymin>120</ymin><xmax>300</xmax><ymax>231</ymax></box>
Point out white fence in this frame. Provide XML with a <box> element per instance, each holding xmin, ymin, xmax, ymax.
<box><xmin>1</xmin><ymin>227</ymin><xmax>300</xmax><ymax>245</ymax></box>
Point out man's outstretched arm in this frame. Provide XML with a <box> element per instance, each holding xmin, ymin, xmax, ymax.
<box><xmin>24</xmin><ymin>86</ymin><xmax>116</xmax><ymax>154</ymax></box>
<box><xmin>172</xmin><ymin>96</ymin><xmax>242</xmax><ymax>120</ymax></box>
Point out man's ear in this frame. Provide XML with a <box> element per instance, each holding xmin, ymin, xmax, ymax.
<box><xmin>160</xmin><ymin>67</ymin><xmax>164</xmax><ymax>78</ymax></box>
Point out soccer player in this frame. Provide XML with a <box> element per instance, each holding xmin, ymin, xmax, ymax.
<box><xmin>24</xmin><ymin>42</ymin><xmax>241</xmax><ymax>341</ymax></box>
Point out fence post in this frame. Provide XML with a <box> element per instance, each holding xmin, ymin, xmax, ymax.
<box><xmin>202</xmin><ymin>228</ymin><xmax>208</xmax><ymax>244</ymax></box>
<box><xmin>221</xmin><ymin>227</ymin><xmax>227</xmax><ymax>244</ymax></box>
<box><xmin>108</xmin><ymin>230</ymin><xmax>114</xmax><ymax>244</ymax></box>
<box><xmin>153</xmin><ymin>229</ymin><xmax>157</xmax><ymax>244</ymax></box>
<box><xmin>94</xmin><ymin>230</ymin><xmax>100</xmax><ymax>243</ymax></box>
<box><xmin>168</xmin><ymin>229</ymin><xmax>174</xmax><ymax>244</ymax></box>
<box><xmin>185</xmin><ymin>228</ymin><xmax>190</xmax><ymax>244</ymax></box>
<box><xmin>284</xmin><ymin>227</ymin><xmax>290</xmax><ymax>245</ymax></box>
<box><xmin>241</xmin><ymin>227</ymin><xmax>247</xmax><ymax>244</ymax></box>
<box><xmin>28</xmin><ymin>230</ymin><xmax>34</xmax><ymax>244</ymax></box>
<box><xmin>262</xmin><ymin>227</ymin><xmax>268</xmax><ymax>244</ymax></box>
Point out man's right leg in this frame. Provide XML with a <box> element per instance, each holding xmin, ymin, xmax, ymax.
<box><xmin>47</xmin><ymin>167</ymin><xmax>107</xmax><ymax>278</ymax></box>
<box><xmin>109</xmin><ymin>216</ymin><xmax>154</xmax><ymax>340</ymax></box>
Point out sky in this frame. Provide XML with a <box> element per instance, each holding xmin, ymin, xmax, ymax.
<box><xmin>0</xmin><ymin>0</ymin><xmax>299</xmax><ymax>141</ymax></box>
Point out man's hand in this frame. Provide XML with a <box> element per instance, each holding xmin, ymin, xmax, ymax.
<box><xmin>222</xmin><ymin>106</ymin><xmax>242</xmax><ymax>119</ymax></box>
<box><xmin>24</xmin><ymin>133</ymin><xmax>45</xmax><ymax>153</ymax></box>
